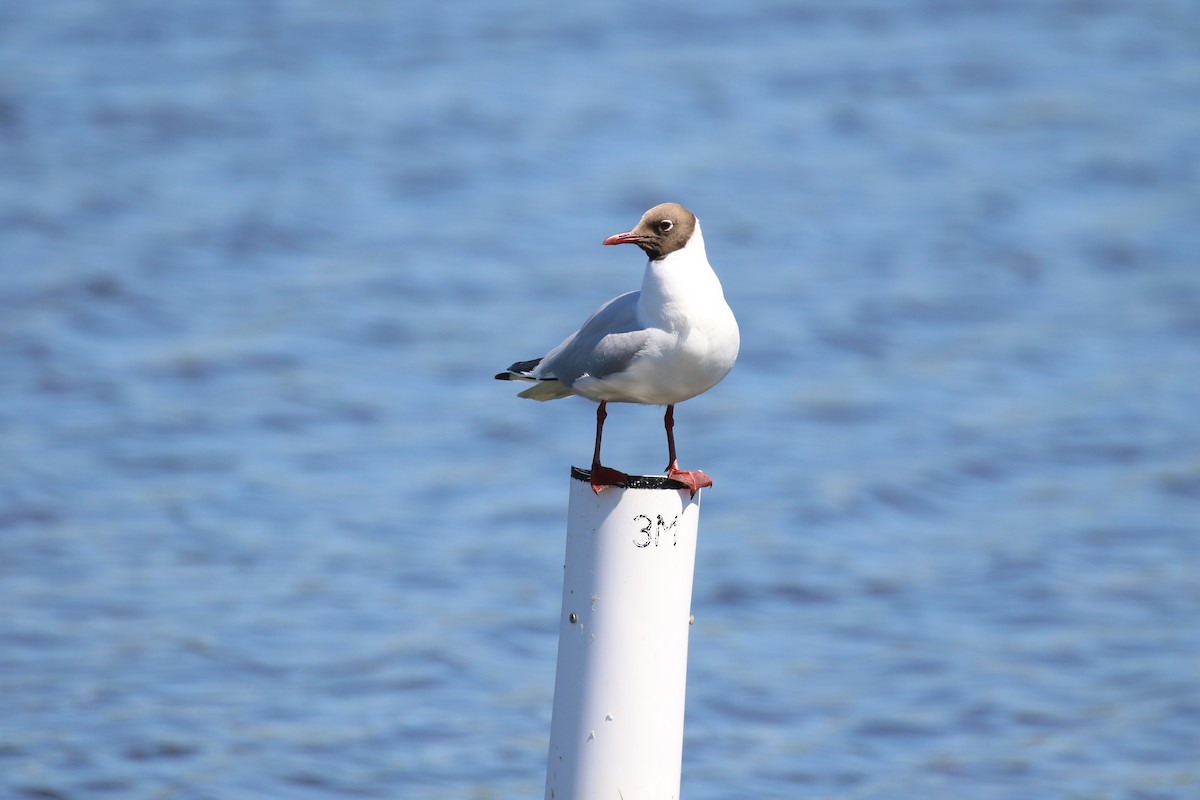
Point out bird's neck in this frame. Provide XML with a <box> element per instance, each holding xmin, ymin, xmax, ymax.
<box><xmin>637</xmin><ymin>225</ymin><xmax>724</xmax><ymax>331</ymax></box>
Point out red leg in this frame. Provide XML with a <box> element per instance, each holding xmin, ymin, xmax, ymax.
<box><xmin>663</xmin><ymin>404</ymin><xmax>712</xmax><ymax>496</ymax></box>
<box><xmin>664</xmin><ymin>404</ymin><xmax>678</xmax><ymax>469</ymax></box>
<box><xmin>590</xmin><ymin>401</ymin><xmax>628</xmax><ymax>493</ymax></box>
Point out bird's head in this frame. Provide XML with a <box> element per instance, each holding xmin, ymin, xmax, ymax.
<box><xmin>603</xmin><ymin>202</ymin><xmax>697</xmax><ymax>261</ymax></box>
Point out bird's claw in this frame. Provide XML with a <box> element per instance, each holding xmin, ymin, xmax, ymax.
<box><xmin>590</xmin><ymin>464</ymin><xmax>630</xmax><ymax>494</ymax></box>
<box><xmin>666</xmin><ymin>467</ymin><xmax>712</xmax><ymax>497</ymax></box>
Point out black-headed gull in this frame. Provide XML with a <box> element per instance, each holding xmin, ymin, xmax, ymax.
<box><xmin>496</xmin><ymin>202</ymin><xmax>739</xmax><ymax>494</ymax></box>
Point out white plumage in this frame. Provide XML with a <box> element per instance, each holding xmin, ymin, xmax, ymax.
<box><xmin>496</xmin><ymin>203</ymin><xmax>738</xmax><ymax>493</ymax></box>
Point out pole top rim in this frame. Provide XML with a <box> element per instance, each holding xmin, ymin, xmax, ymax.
<box><xmin>570</xmin><ymin>466</ymin><xmax>700</xmax><ymax>491</ymax></box>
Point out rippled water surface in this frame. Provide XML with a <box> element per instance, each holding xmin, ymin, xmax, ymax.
<box><xmin>2</xmin><ymin>2</ymin><xmax>1198</xmax><ymax>798</ymax></box>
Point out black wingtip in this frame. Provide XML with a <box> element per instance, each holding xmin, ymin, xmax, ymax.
<box><xmin>496</xmin><ymin>357</ymin><xmax>542</xmax><ymax>381</ymax></box>
<box><xmin>508</xmin><ymin>357</ymin><xmax>542</xmax><ymax>374</ymax></box>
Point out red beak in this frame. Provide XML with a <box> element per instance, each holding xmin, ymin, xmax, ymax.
<box><xmin>603</xmin><ymin>231</ymin><xmax>643</xmax><ymax>246</ymax></box>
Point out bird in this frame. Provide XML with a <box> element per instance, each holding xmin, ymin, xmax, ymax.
<box><xmin>495</xmin><ymin>202</ymin><xmax>739</xmax><ymax>494</ymax></box>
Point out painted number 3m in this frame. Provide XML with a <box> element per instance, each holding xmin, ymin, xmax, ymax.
<box><xmin>632</xmin><ymin>514</ymin><xmax>680</xmax><ymax>548</ymax></box>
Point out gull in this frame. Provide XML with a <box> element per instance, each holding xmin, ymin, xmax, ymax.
<box><xmin>496</xmin><ymin>202</ymin><xmax>739</xmax><ymax>494</ymax></box>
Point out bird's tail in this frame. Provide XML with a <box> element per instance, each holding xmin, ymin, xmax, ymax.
<box><xmin>516</xmin><ymin>380</ymin><xmax>572</xmax><ymax>400</ymax></box>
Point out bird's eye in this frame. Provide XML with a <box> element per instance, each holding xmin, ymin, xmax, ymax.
<box><xmin>659</xmin><ymin>219</ymin><xmax>674</xmax><ymax>233</ymax></box>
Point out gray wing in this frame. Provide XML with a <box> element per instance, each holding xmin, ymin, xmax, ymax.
<box><xmin>537</xmin><ymin>291</ymin><xmax>650</xmax><ymax>387</ymax></box>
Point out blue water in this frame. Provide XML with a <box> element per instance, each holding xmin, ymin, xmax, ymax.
<box><xmin>2</xmin><ymin>1</ymin><xmax>1198</xmax><ymax>798</ymax></box>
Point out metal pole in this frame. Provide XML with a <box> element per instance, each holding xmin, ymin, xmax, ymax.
<box><xmin>545</xmin><ymin>468</ymin><xmax>703</xmax><ymax>800</ymax></box>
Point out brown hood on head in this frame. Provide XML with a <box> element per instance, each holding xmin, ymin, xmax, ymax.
<box><xmin>602</xmin><ymin>202</ymin><xmax>697</xmax><ymax>260</ymax></box>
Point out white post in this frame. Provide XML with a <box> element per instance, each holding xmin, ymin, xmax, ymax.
<box><xmin>544</xmin><ymin>468</ymin><xmax>703</xmax><ymax>800</ymax></box>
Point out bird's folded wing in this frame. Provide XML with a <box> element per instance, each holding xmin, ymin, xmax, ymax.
<box><xmin>539</xmin><ymin>291</ymin><xmax>649</xmax><ymax>384</ymax></box>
